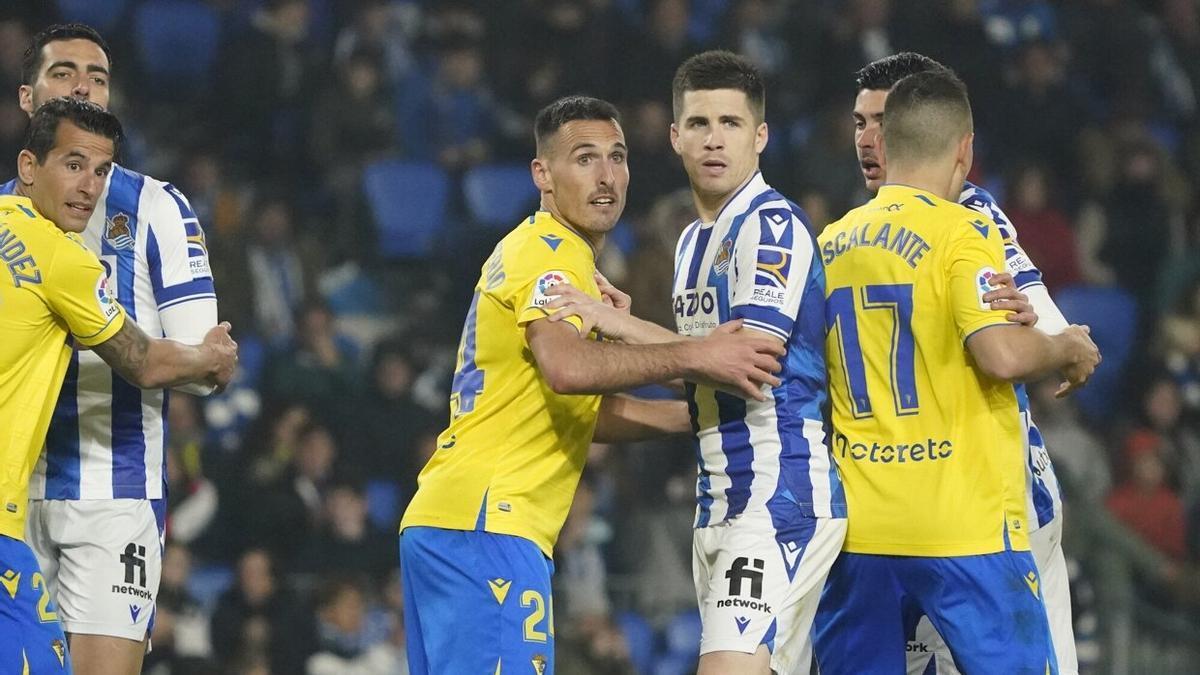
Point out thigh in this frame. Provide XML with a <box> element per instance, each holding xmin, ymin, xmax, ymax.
<box><xmin>0</xmin><ymin>535</ymin><xmax>71</xmax><ymax>674</ymax></box>
<box><xmin>768</xmin><ymin>517</ymin><xmax>846</xmax><ymax>675</ymax></box>
<box><xmin>812</xmin><ymin>553</ymin><xmax>907</xmax><ymax>675</ymax></box>
<box><xmin>915</xmin><ymin>552</ymin><xmax>1056</xmax><ymax>675</ymax></box>
<box><xmin>400</xmin><ymin>527</ymin><xmax>554</xmax><ymax>675</ymax></box>
<box><xmin>49</xmin><ymin>501</ymin><xmax>160</xmax><ymax>641</ymax></box>
<box><xmin>1031</xmin><ymin>517</ymin><xmax>1077</xmax><ymax>675</ymax></box>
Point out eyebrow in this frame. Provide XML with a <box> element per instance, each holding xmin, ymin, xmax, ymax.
<box><xmin>46</xmin><ymin>60</ymin><xmax>110</xmax><ymax>77</ymax></box>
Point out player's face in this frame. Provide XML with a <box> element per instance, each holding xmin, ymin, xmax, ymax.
<box><xmin>18</xmin><ymin>121</ymin><xmax>114</xmax><ymax>233</ymax></box>
<box><xmin>19</xmin><ymin>39</ymin><xmax>112</xmax><ymax>115</ymax></box>
<box><xmin>853</xmin><ymin>88</ymin><xmax>889</xmax><ymax>193</ymax></box>
<box><xmin>534</xmin><ymin>119</ymin><xmax>629</xmax><ymax>243</ymax></box>
<box><xmin>671</xmin><ymin>89</ymin><xmax>767</xmax><ymax>208</ymax></box>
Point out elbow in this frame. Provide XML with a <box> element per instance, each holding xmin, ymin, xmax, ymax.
<box><xmin>543</xmin><ymin>365</ymin><xmax>583</xmax><ymax>395</ymax></box>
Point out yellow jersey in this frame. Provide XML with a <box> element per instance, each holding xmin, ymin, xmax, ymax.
<box><xmin>819</xmin><ymin>185</ymin><xmax>1027</xmax><ymax>556</ymax></box>
<box><xmin>0</xmin><ymin>195</ymin><xmax>126</xmax><ymax>540</ymax></box>
<box><xmin>401</xmin><ymin>211</ymin><xmax>602</xmax><ymax>557</ymax></box>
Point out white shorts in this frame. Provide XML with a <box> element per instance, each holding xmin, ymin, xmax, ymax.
<box><xmin>693</xmin><ymin>513</ymin><xmax>846</xmax><ymax>675</ymax></box>
<box><xmin>26</xmin><ymin>499</ymin><xmax>163</xmax><ymax>641</ymax></box>
<box><xmin>906</xmin><ymin>514</ymin><xmax>1077</xmax><ymax>675</ymax></box>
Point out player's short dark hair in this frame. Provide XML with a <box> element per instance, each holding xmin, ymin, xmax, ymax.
<box><xmin>672</xmin><ymin>50</ymin><xmax>765</xmax><ymax>122</ymax></box>
<box><xmin>22</xmin><ymin>23</ymin><xmax>112</xmax><ymax>85</ymax></box>
<box><xmin>854</xmin><ymin>52</ymin><xmax>948</xmax><ymax>92</ymax></box>
<box><xmin>882</xmin><ymin>70</ymin><xmax>972</xmax><ymax>164</ymax></box>
<box><xmin>534</xmin><ymin>95</ymin><xmax>621</xmax><ymax>155</ymax></box>
<box><xmin>24</xmin><ymin>97</ymin><xmax>122</xmax><ymax>163</ymax></box>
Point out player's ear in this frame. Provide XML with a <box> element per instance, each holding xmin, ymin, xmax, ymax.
<box><xmin>669</xmin><ymin>122</ymin><xmax>682</xmax><ymax>155</ymax></box>
<box><xmin>18</xmin><ymin>85</ymin><xmax>34</xmax><ymax>115</ymax></box>
<box><xmin>956</xmin><ymin>132</ymin><xmax>974</xmax><ymax>174</ymax></box>
<box><xmin>754</xmin><ymin>122</ymin><xmax>768</xmax><ymax>154</ymax></box>
<box><xmin>531</xmin><ymin>157</ymin><xmax>551</xmax><ymax>193</ymax></box>
<box><xmin>17</xmin><ymin>149</ymin><xmax>37</xmax><ymax>186</ymax></box>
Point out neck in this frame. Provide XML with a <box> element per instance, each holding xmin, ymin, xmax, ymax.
<box><xmin>885</xmin><ymin>160</ymin><xmax>961</xmax><ymax>201</ymax></box>
<box><xmin>12</xmin><ymin>181</ymin><xmax>31</xmax><ymax>201</ymax></box>
<box><xmin>540</xmin><ymin>199</ymin><xmax>603</xmax><ymax>254</ymax></box>
<box><xmin>693</xmin><ymin>170</ymin><xmax>756</xmax><ymax>223</ymax></box>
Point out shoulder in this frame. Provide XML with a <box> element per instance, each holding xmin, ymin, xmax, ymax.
<box><xmin>500</xmin><ymin>214</ymin><xmax>594</xmax><ymax>280</ymax></box>
<box><xmin>737</xmin><ymin>187</ymin><xmax>813</xmax><ymax>243</ymax></box>
<box><xmin>958</xmin><ymin>181</ymin><xmax>1017</xmax><ymax>242</ymax></box>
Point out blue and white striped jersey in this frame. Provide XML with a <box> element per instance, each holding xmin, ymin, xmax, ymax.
<box><xmin>959</xmin><ymin>181</ymin><xmax>1062</xmax><ymax>530</ymax></box>
<box><xmin>673</xmin><ymin>173</ymin><xmax>846</xmax><ymax>528</ymax></box>
<box><xmin>2</xmin><ymin>165</ymin><xmax>217</xmax><ymax>500</ymax></box>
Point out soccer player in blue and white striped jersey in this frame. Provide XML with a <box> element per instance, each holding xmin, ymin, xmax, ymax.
<box><xmin>549</xmin><ymin>51</ymin><xmax>846</xmax><ymax>675</ymax></box>
<box><xmin>1</xmin><ymin>24</ymin><xmax>220</xmax><ymax>675</ymax></box>
<box><xmin>850</xmin><ymin>52</ymin><xmax>1077</xmax><ymax>675</ymax></box>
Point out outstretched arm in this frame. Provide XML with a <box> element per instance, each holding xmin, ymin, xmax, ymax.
<box><xmin>92</xmin><ymin>320</ymin><xmax>238</xmax><ymax>391</ymax></box>
<box><xmin>593</xmin><ymin>395</ymin><xmax>691</xmax><ymax>443</ymax></box>
<box><xmin>527</xmin><ymin>317</ymin><xmax>783</xmax><ymax>401</ymax></box>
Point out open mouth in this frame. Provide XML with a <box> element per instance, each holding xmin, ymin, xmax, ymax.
<box><xmin>860</xmin><ymin>158</ymin><xmax>882</xmax><ymax>179</ymax></box>
<box><xmin>590</xmin><ymin>195</ymin><xmax>616</xmax><ymax>207</ymax></box>
<box><xmin>66</xmin><ymin>202</ymin><xmax>94</xmax><ymax>216</ymax></box>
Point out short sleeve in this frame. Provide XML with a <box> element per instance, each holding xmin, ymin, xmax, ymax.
<box><xmin>503</xmin><ymin>237</ymin><xmax>597</xmax><ymax>335</ymax></box>
<box><xmin>947</xmin><ymin>217</ymin><xmax>1012</xmax><ymax>343</ymax></box>
<box><xmin>45</xmin><ymin>235</ymin><xmax>126</xmax><ymax>346</ymax></box>
<box><xmin>729</xmin><ymin>205</ymin><xmax>815</xmax><ymax>341</ymax></box>
<box><xmin>146</xmin><ymin>184</ymin><xmax>217</xmax><ymax>312</ymax></box>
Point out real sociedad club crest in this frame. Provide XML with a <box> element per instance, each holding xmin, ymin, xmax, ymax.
<box><xmin>105</xmin><ymin>213</ymin><xmax>135</xmax><ymax>250</ymax></box>
<box><xmin>713</xmin><ymin>238</ymin><xmax>733</xmax><ymax>276</ymax></box>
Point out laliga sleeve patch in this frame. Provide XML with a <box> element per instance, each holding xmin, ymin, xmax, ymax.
<box><xmin>528</xmin><ymin>270</ymin><xmax>570</xmax><ymax>310</ymax></box>
<box><xmin>975</xmin><ymin>266</ymin><xmax>998</xmax><ymax>310</ymax></box>
<box><xmin>95</xmin><ymin>271</ymin><xmax>121</xmax><ymax>320</ymax></box>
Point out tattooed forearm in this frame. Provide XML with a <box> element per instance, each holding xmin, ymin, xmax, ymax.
<box><xmin>92</xmin><ymin>320</ymin><xmax>153</xmax><ymax>387</ymax></box>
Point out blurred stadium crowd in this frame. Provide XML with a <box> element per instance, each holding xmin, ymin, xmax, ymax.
<box><xmin>4</xmin><ymin>0</ymin><xmax>1200</xmax><ymax>673</ymax></box>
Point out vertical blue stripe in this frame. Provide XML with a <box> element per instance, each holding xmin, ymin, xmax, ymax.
<box><xmin>474</xmin><ymin>489</ymin><xmax>489</xmax><ymax>530</ymax></box>
<box><xmin>686</xmin><ymin>383</ymin><xmax>713</xmax><ymax>527</ymax></box>
<box><xmin>684</xmin><ymin>227</ymin><xmax>713</xmax><ymax>290</ymax></box>
<box><xmin>146</xmin><ymin>227</ymin><xmax>164</xmax><ymax>295</ymax></box>
<box><xmin>674</xmin><ymin>221</ymin><xmax>700</xmax><ymax>288</ymax></box>
<box><xmin>107</xmin><ymin>167</ymin><xmax>148</xmax><ymax>498</ymax></box>
<box><xmin>717</xmin><ymin>392</ymin><xmax>753</xmax><ymax>519</ymax></box>
<box><xmin>45</xmin><ymin>351</ymin><xmax>81</xmax><ymax>499</ymax></box>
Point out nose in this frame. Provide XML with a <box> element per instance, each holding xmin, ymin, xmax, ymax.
<box><xmin>705</xmin><ymin>125</ymin><xmax>724</xmax><ymax>151</ymax></box>
<box><xmin>79</xmin><ymin>171</ymin><xmax>104</xmax><ymax>198</ymax></box>
<box><xmin>71</xmin><ymin>77</ymin><xmax>90</xmax><ymax>99</ymax></box>
<box><xmin>857</xmin><ymin>125</ymin><xmax>878</xmax><ymax>149</ymax></box>
<box><xmin>598</xmin><ymin>157</ymin><xmax>616</xmax><ymax>187</ymax></box>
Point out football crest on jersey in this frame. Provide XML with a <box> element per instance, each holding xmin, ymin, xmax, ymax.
<box><xmin>105</xmin><ymin>212</ymin><xmax>135</xmax><ymax>250</ymax></box>
<box><xmin>95</xmin><ymin>272</ymin><xmax>121</xmax><ymax>319</ymax></box>
<box><xmin>713</xmin><ymin>238</ymin><xmax>733</xmax><ymax>276</ymax></box>
<box><xmin>529</xmin><ymin>270</ymin><xmax>569</xmax><ymax>309</ymax></box>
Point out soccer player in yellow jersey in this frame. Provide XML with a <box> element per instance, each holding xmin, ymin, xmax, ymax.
<box><xmin>810</xmin><ymin>71</ymin><xmax>1099</xmax><ymax>673</ymax></box>
<box><xmin>398</xmin><ymin>96</ymin><xmax>787</xmax><ymax>675</ymax></box>
<box><xmin>0</xmin><ymin>98</ymin><xmax>236</xmax><ymax>673</ymax></box>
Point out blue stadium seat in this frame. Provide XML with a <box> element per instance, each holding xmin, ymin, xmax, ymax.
<box><xmin>1053</xmin><ymin>284</ymin><xmax>1139</xmax><ymax>421</ymax></box>
<box><xmin>615</xmin><ymin>611</ymin><xmax>657</xmax><ymax>674</ymax></box>
<box><xmin>55</xmin><ymin>0</ymin><xmax>132</xmax><ymax>33</ymax></box>
<box><xmin>362</xmin><ymin>160</ymin><xmax>450</xmax><ymax>259</ymax></box>
<box><xmin>462</xmin><ymin>163</ymin><xmax>540</xmax><ymax>229</ymax></box>
<box><xmin>132</xmin><ymin>0</ymin><xmax>221</xmax><ymax>91</ymax></box>
<box><xmin>186</xmin><ymin>563</ymin><xmax>234</xmax><ymax>614</ymax></box>
<box><xmin>365</xmin><ymin>480</ymin><xmax>403</xmax><ymax>531</ymax></box>
<box><xmin>662</xmin><ymin>610</ymin><xmax>702</xmax><ymax>657</ymax></box>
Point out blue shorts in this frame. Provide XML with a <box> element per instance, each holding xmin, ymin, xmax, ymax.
<box><xmin>400</xmin><ymin>527</ymin><xmax>555</xmax><ymax>675</ymax></box>
<box><xmin>0</xmin><ymin>535</ymin><xmax>71</xmax><ymax>674</ymax></box>
<box><xmin>813</xmin><ymin>550</ymin><xmax>1055</xmax><ymax>674</ymax></box>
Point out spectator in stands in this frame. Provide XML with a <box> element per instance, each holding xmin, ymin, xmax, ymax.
<box><xmin>1108</xmin><ymin>430</ymin><xmax>1188</xmax><ymax>561</ymax></box>
<box><xmin>306</xmin><ymin>578</ymin><xmax>403</xmax><ymax>675</ymax></box>
<box><xmin>993</xmin><ymin>40</ymin><xmax>1082</xmax><ymax>181</ymax></box>
<box><xmin>397</xmin><ymin>39</ymin><xmax>496</xmax><ymax>169</ymax></box>
<box><xmin>295</xmin><ymin>481</ymin><xmax>395</xmax><ymax>584</ymax></box>
<box><xmin>264</xmin><ymin>302</ymin><xmax>360</xmax><ymax>417</ymax></box>
<box><xmin>1002</xmin><ymin>163</ymin><xmax>1081</xmax><ymax>291</ymax></box>
<box><xmin>310</xmin><ymin>47</ymin><xmax>396</xmax><ymax>261</ymax></box>
<box><xmin>146</xmin><ymin>542</ymin><xmax>213</xmax><ymax>672</ymax></box>
<box><xmin>246</xmin><ymin>422</ymin><xmax>340</xmax><ymax>563</ymax></box>
<box><xmin>1138</xmin><ymin>373</ymin><xmax>1200</xmax><ymax>504</ymax></box>
<box><xmin>615</xmin><ymin>0</ymin><xmax>700</xmax><ymax>103</ymax></box>
<box><xmin>211</xmin><ymin>548</ymin><xmax>309</xmax><ymax>674</ymax></box>
<box><xmin>349</xmin><ymin>339</ymin><xmax>429</xmax><ymax>495</ymax></box>
<box><xmin>1159</xmin><ymin>277</ymin><xmax>1200</xmax><ymax>418</ymax></box>
<box><xmin>215</xmin><ymin>0</ymin><xmax>324</xmax><ymax>173</ymax></box>
<box><xmin>331</xmin><ymin>0</ymin><xmax>418</xmax><ymax>85</ymax></box>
